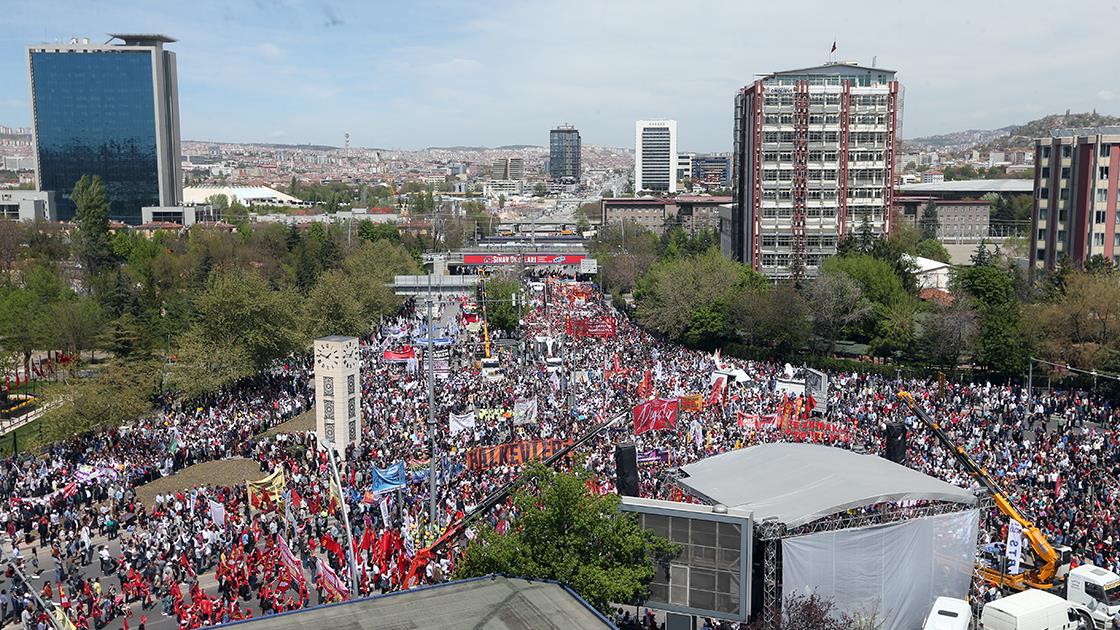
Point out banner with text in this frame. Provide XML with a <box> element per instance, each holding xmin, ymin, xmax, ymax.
<box><xmin>465</xmin><ymin>438</ymin><xmax>572</xmax><ymax>471</ymax></box>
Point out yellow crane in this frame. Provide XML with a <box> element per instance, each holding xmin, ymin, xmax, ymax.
<box><xmin>896</xmin><ymin>391</ymin><xmax>1071</xmax><ymax>591</ymax></box>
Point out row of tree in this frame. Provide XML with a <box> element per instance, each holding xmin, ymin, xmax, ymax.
<box><xmin>0</xmin><ymin>175</ymin><xmax>424</xmax><ymax>440</ymax></box>
<box><xmin>593</xmin><ymin>217</ymin><xmax>1120</xmax><ymax>382</ymax></box>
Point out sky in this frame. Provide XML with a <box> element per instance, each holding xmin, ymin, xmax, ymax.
<box><xmin>3</xmin><ymin>0</ymin><xmax>1119</xmax><ymax>152</ymax></box>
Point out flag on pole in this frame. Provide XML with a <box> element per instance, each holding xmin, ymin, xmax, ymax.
<box><xmin>316</xmin><ymin>557</ymin><xmax>350</xmax><ymax>600</ymax></box>
<box><xmin>208</xmin><ymin>500</ymin><xmax>226</xmax><ymax>527</ymax></box>
<box><xmin>830</xmin><ymin>41</ymin><xmax>837</xmax><ymax>53</ymax></box>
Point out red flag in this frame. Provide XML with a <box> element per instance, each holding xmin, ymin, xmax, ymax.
<box><xmin>830</xmin><ymin>41</ymin><xmax>837</xmax><ymax>53</ymax></box>
<box><xmin>637</xmin><ymin>370</ymin><xmax>652</xmax><ymax>399</ymax></box>
<box><xmin>633</xmin><ymin>398</ymin><xmax>679</xmax><ymax>436</ymax></box>
<box><xmin>708</xmin><ymin>376</ymin><xmax>726</xmax><ymax>406</ymax></box>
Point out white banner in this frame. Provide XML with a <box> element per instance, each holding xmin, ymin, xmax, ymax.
<box><xmin>1005</xmin><ymin>519</ymin><xmax>1024</xmax><ymax>574</ymax></box>
<box><xmin>379</xmin><ymin>496</ymin><xmax>391</xmax><ymax>527</ymax></box>
<box><xmin>208</xmin><ymin>500</ymin><xmax>226</xmax><ymax>527</ymax></box>
<box><xmin>449</xmin><ymin>410</ymin><xmax>477</xmax><ymax>435</ymax></box>
<box><xmin>513</xmin><ymin>397</ymin><xmax>538</xmax><ymax>425</ymax></box>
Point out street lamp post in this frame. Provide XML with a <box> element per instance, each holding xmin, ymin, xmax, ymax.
<box><xmin>316</xmin><ymin>435</ymin><xmax>360</xmax><ymax>597</ymax></box>
<box><xmin>427</xmin><ymin>272</ymin><xmax>438</xmax><ymax>526</ymax></box>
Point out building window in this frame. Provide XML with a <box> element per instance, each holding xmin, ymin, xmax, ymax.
<box><xmin>1062</xmin><ymin>146</ymin><xmax>1071</xmax><ymax>158</ymax></box>
<box><xmin>1037</xmin><ymin>229</ymin><xmax>1046</xmax><ymax>240</ymax></box>
<box><xmin>1038</xmin><ymin>187</ymin><xmax>1049</xmax><ymax>200</ymax></box>
<box><xmin>1101</xmin><ymin>166</ymin><xmax>1110</xmax><ymax>180</ymax></box>
<box><xmin>1037</xmin><ymin>248</ymin><xmax>1045</xmax><ymax>260</ymax></box>
<box><xmin>1102</xmin><ymin>144</ymin><xmax>1112</xmax><ymax>157</ymax></box>
<box><xmin>1096</xmin><ymin>210</ymin><xmax>1107</xmax><ymax>224</ymax></box>
<box><xmin>1061</xmin><ymin>167</ymin><xmax>1071</xmax><ymax>179</ymax></box>
<box><xmin>1099</xmin><ymin>189</ymin><xmax>1109</xmax><ymax>203</ymax></box>
<box><xmin>1042</xmin><ymin>146</ymin><xmax>1051</xmax><ymax>158</ymax></box>
<box><xmin>1059</xmin><ymin>188</ymin><xmax>1069</xmax><ymax>200</ymax></box>
<box><xmin>1041</xmin><ymin>167</ymin><xmax>1050</xmax><ymax>178</ymax></box>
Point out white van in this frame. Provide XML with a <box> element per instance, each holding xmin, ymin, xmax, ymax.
<box><xmin>923</xmin><ymin>597</ymin><xmax>972</xmax><ymax>630</ymax></box>
<box><xmin>981</xmin><ymin>589</ymin><xmax>1092</xmax><ymax>630</ymax></box>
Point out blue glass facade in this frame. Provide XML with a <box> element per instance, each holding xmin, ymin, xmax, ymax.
<box><xmin>31</xmin><ymin>50</ymin><xmax>159</xmax><ymax>223</ymax></box>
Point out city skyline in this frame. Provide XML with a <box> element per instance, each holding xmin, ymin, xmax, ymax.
<box><xmin>3</xmin><ymin>0</ymin><xmax>1118</xmax><ymax>152</ymax></box>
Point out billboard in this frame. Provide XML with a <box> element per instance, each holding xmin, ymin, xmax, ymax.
<box><xmin>621</xmin><ymin>497</ymin><xmax>753</xmax><ymax>622</ymax></box>
<box><xmin>461</xmin><ymin>254</ymin><xmax>585</xmax><ymax>266</ymax></box>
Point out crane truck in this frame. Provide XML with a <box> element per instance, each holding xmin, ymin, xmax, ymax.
<box><xmin>898</xmin><ymin>392</ymin><xmax>1120</xmax><ymax>629</ymax></box>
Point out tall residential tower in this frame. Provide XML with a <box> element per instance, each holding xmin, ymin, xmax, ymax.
<box><xmin>28</xmin><ymin>34</ymin><xmax>182</xmax><ymax>223</ymax></box>
<box><xmin>635</xmin><ymin>120</ymin><xmax>677</xmax><ymax>193</ymax></box>
<box><xmin>726</xmin><ymin>63</ymin><xmax>901</xmax><ymax>279</ymax></box>
<box><xmin>549</xmin><ymin>124</ymin><xmax>581</xmax><ymax>183</ymax></box>
<box><xmin>1031</xmin><ymin>127</ymin><xmax>1120</xmax><ymax>271</ymax></box>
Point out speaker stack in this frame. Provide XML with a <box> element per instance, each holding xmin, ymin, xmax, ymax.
<box><xmin>614</xmin><ymin>443</ymin><xmax>639</xmax><ymax>496</ymax></box>
<box><xmin>884</xmin><ymin>422</ymin><xmax>908</xmax><ymax>464</ymax></box>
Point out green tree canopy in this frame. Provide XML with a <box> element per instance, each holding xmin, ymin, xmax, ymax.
<box><xmin>71</xmin><ymin>175</ymin><xmax>115</xmax><ymax>276</ymax></box>
<box><xmin>454</xmin><ymin>464</ymin><xmax>675</xmax><ymax>615</ymax></box>
<box><xmin>821</xmin><ymin>254</ymin><xmax>906</xmax><ymax>308</ymax></box>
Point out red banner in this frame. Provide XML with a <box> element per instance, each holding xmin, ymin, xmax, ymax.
<box><xmin>465</xmin><ymin>439</ymin><xmax>572</xmax><ymax>471</ymax></box>
<box><xmin>737</xmin><ymin>412</ymin><xmax>778</xmax><ymax>429</ymax></box>
<box><xmin>783</xmin><ymin>418</ymin><xmax>851</xmax><ymax>443</ymax></box>
<box><xmin>637</xmin><ymin>370</ymin><xmax>652</xmax><ymax>399</ymax></box>
<box><xmin>566</xmin><ymin>316</ymin><xmax>616</xmax><ymax>338</ymax></box>
<box><xmin>633</xmin><ymin>398</ymin><xmax>679</xmax><ymax>436</ymax></box>
<box><xmin>383</xmin><ymin>347</ymin><xmax>416</xmax><ymax>362</ymax></box>
<box><xmin>463</xmin><ymin>254</ymin><xmax>585</xmax><ymax>265</ymax></box>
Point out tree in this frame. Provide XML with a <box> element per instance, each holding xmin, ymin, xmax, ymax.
<box><xmin>634</xmin><ymin>249</ymin><xmax>764</xmax><ymax>348</ymax></box>
<box><xmin>918</xmin><ymin>298</ymin><xmax>978</xmax><ymax>369</ymax></box>
<box><xmin>498</xmin><ymin>194</ymin><xmax>506</xmax><ymax>209</ymax></box>
<box><xmin>870</xmin><ymin>296</ymin><xmax>920</xmax><ymax>358</ymax></box>
<box><xmin>357</xmin><ymin>220</ymin><xmax>400</xmax><ymax>244</ymax></box>
<box><xmin>304</xmin><ymin>270</ymin><xmax>366</xmax><ymax>338</ymax></box>
<box><xmin>952</xmin><ymin>264</ymin><xmax>1029</xmax><ymax>374</ymax></box>
<box><xmin>918</xmin><ymin>202</ymin><xmax>940</xmax><ymax>240</ymax></box>
<box><xmin>71</xmin><ymin>175</ymin><xmax>115</xmax><ymax>276</ymax></box>
<box><xmin>1032</xmin><ymin>271</ymin><xmax>1120</xmax><ymax>370</ymax></box>
<box><xmin>484</xmin><ymin>276</ymin><xmax>526</xmax><ymax>332</ymax></box>
<box><xmin>454</xmin><ymin>464</ymin><xmax>675</xmax><ymax>615</ymax></box>
<box><xmin>170</xmin><ymin>269</ymin><xmax>304</xmax><ymax>395</ymax></box>
<box><xmin>342</xmin><ymin>239</ymin><xmax>418</xmax><ymax>324</ymax></box>
<box><xmin>911</xmin><ymin>239</ymin><xmax>951</xmax><ymax>263</ymax></box>
<box><xmin>51</xmin><ymin>297</ymin><xmax>104</xmax><ymax>362</ymax></box>
<box><xmin>39</xmin><ymin>359</ymin><xmax>158</xmax><ymax>443</ymax></box>
<box><xmin>730</xmin><ymin>284</ymin><xmax>810</xmax><ymax>357</ymax></box>
<box><xmin>820</xmin><ymin>255</ymin><xmax>906</xmax><ymax>309</ymax></box>
<box><xmin>807</xmin><ymin>272</ymin><xmax>871</xmax><ymax>354</ymax></box>
<box><xmin>0</xmin><ymin>219</ymin><xmax>22</xmax><ymax>280</ymax></box>
<box><xmin>533</xmin><ymin>182</ymin><xmax>548</xmax><ymax>196</ymax></box>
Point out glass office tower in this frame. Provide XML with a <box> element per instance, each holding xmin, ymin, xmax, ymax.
<box><xmin>549</xmin><ymin>125</ymin><xmax>581</xmax><ymax>183</ymax></box>
<box><xmin>28</xmin><ymin>34</ymin><xmax>182</xmax><ymax>223</ymax></box>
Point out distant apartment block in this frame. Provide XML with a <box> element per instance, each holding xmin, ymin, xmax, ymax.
<box><xmin>921</xmin><ymin>171</ymin><xmax>944</xmax><ymax>184</ymax></box>
<box><xmin>28</xmin><ymin>34</ymin><xmax>182</xmax><ymax>224</ymax></box>
<box><xmin>692</xmin><ymin>155</ymin><xmax>731</xmax><ymax>187</ymax></box>
<box><xmin>491</xmin><ymin>157</ymin><xmax>524</xmax><ymax>181</ymax></box>
<box><xmin>676</xmin><ymin>153</ymin><xmax>693</xmax><ymax>183</ymax></box>
<box><xmin>549</xmin><ymin>125</ymin><xmax>581</xmax><ymax>183</ymax></box>
<box><xmin>635</xmin><ymin>120</ymin><xmax>677</xmax><ymax>193</ymax></box>
<box><xmin>601</xmin><ymin>195</ymin><xmax>729</xmax><ymax>235</ymax></box>
<box><xmin>1032</xmin><ymin>127</ymin><xmax>1120</xmax><ymax>270</ymax></box>
<box><xmin>893</xmin><ymin>197</ymin><xmax>991</xmax><ymax>241</ymax></box>
<box><xmin>728</xmin><ymin>63</ymin><xmax>901</xmax><ymax>279</ymax></box>
<box><xmin>0</xmin><ymin>190</ymin><xmax>56</xmax><ymax>221</ymax></box>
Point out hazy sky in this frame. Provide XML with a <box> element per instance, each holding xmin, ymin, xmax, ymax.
<box><xmin>3</xmin><ymin>0</ymin><xmax>1118</xmax><ymax>151</ymax></box>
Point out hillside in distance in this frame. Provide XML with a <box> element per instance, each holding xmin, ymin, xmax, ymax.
<box><xmin>908</xmin><ymin>111</ymin><xmax>1120</xmax><ymax>154</ymax></box>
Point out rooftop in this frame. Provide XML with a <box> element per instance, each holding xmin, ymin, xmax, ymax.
<box><xmin>764</xmin><ymin>61</ymin><xmax>897</xmax><ymax>79</ymax></box>
<box><xmin>676</xmin><ymin>443</ymin><xmax>976</xmax><ymax>527</ymax></box>
<box><xmin>108</xmin><ymin>33</ymin><xmax>177</xmax><ymax>44</ymax></box>
<box><xmin>897</xmin><ymin>179</ymin><xmax>1033</xmax><ymax>194</ymax></box>
<box><xmin>225</xmin><ymin>575</ymin><xmax>615</xmax><ymax>630</ymax></box>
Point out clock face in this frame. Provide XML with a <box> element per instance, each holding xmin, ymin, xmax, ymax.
<box><xmin>315</xmin><ymin>345</ymin><xmax>339</xmax><ymax>370</ymax></box>
<box><xmin>342</xmin><ymin>341</ymin><xmax>358</xmax><ymax>370</ymax></box>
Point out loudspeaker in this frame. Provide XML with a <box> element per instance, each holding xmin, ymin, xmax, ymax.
<box><xmin>615</xmin><ymin>443</ymin><xmax>639</xmax><ymax>497</ymax></box>
<box><xmin>884</xmin><ymin>422</ymin><xmax>908</xmax><ymax>464</ymax></box>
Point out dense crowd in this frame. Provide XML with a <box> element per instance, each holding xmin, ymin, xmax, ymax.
<box><xmin>0</xmin><ymin>277</ymin><xmax>1117</xmax><ymax>630</ymax></box>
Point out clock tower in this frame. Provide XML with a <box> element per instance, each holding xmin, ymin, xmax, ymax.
<box><xmin>314</xmin><ymin>335</ymin><xmax>362</xmax><ymax>460</ymax></box>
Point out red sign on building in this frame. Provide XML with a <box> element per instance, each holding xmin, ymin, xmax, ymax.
<box><xmin>462</xmin><ymin>254</ymin><xmax>585</xmax><ymax>265</ymax></box>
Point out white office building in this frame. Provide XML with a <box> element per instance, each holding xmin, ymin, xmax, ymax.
<box><xmin>635</xmin><ymin>120</ymin><xmax>677</xmax><ymax>193</ymax></box>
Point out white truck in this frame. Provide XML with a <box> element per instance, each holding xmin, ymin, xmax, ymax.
<box><xmin>922</xmin><ymin>596</ymin><xmax>972</xmax><ymax>630</ymax></box>
<box><xmin>980</xmin><ymin>589</ymin><xmax>1091</xmax><ymax>630</ymax></box>
<box><xmin>1062</xmin><ymin>564</ymin><xmax>1120</xmax><ymax>629</ymax></box>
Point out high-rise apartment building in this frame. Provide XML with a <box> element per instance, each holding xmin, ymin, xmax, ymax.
<box><xmin>726</xmin><ymin>63</ymin><xmax>901</xmax><ymax>278</ymax></box>
<box><xmin>28</xmin><ymin>34</ymin><xmax>182</xmax><ymax>224</ymax></box>
<box><xmin>635</xmin><ymin>120</ymin><xmax>677</xmax><ymax>193</ymax></box>
<box><xmin>491</xmin><ymin>157</ymin><xmax>524</xmax><ymax>181</ymax></box>
<box><xmin>549</xmin><ymin>125</ymin><xmax>581</xmax><ymax>183</ymax></box>
<box><xmin>1031</xmin><ymin>127</ymin><xmax>1120</xmax><ymax>270</ymax></box>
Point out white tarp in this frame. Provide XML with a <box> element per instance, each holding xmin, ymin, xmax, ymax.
<box><xmin>782</xmin><ymin>509</ymin><xmax>979</xmax><ymax>630</ymax></box>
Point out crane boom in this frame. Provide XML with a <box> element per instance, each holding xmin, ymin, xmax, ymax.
<box><xmin>896</xmin><ymin>391</ymin><xmax>1068</xmax><ymax>591</ymax></box>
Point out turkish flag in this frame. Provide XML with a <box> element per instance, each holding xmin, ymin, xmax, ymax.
<box><xmin>637</xmin><ymin>370</ymin><xmax>652</xmax><ymax>399</ymax></box>
<box><xmin>634</xmin><ymin>398</ymin><xmax>679</xmax><ymax>435</ymax></box>
<box><xmin>708</xmin><ymin>376</ymin><xmax>726</xmax><ymax>406</ymax></box>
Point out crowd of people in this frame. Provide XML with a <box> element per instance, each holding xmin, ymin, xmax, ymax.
<box><xmin>0</xmin><ymin>276</ymin><xmax>1117</xmax><ymax>630</ymax></box>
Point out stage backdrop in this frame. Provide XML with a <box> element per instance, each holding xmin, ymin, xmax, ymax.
<box><xmin>781</xmin><ymin>509</ymin><xmax>979</xmax><ymax>630</ymax></box>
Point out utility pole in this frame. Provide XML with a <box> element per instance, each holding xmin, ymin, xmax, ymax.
<box><xmin>318</xmin><ymin>436</ymin><xmax>359</xmax><ymax>597</ymax></box>
<box><xmin>427</xmin><ymin>272</ymin><xmax>438</xmax><ymax>525</ymax></box>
